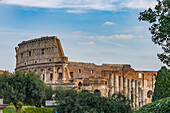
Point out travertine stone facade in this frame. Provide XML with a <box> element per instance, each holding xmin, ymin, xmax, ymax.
<box><xmin>15</xmin><ymin>36</ymin><xmax>156</xmax><ymax>109</ymax></box>
<box><xmin>15</xmin><ymin>36</ymin><xmax>71</xmax><ymax>83</ymax></box>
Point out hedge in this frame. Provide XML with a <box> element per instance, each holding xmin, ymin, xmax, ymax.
<box><xmin>135</xmin><ymin>97</ymin><xmax>170</xmax><ymax>113</ymax></box>
<box><xmin>22</xmin><ymin>107</ymin><xmax>53</xmax><ymax>113</ymax></box>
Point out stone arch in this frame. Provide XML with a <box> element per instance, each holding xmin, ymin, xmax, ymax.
<box><xmin>78</xmin><ymin>82</ymin><xmax>82</xmax><ymax>87</ymax></box>
<box><xmin>94</xmin><ymin>89</ymin><xmax>101</xmax><ymax>96</ymax></box>
<box><xmin>78</xmin><ymin>82</ymin><xmax>82</xmax><ymax>89</ymax></box>
<box><xmin>147</xmin><ymin>90</ymin><xmax>153</xmax><ymax>98</ymax></box>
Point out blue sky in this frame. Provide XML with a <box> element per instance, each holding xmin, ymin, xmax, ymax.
<box><xmin>0</xmin><ymin>0</ymin><xmax>165</xmax><ymax>72</ymax></box>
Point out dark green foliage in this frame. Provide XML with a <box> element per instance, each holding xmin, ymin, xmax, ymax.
<box><xmin>136</xmin><ymin>97</ymin><xmax>170</xmax><ymax>113</ymax></box>
<box><xmin>152</xmin><ymin>66</ymin><xmax>170</xmax><ymax>102</ymax></box>
<box><xmin>45</xmin><ymin>85</ymin><xmax>53</xmax><ymax>101</ymax></box>
<box><xmin>111</xmin><ymin>93</ymin><xmax>131</xmax><ymax>110</ymax></box>
<box><xmin>139</xmin><ymin>0</ymin><xmax>170</xmax><ymax>66</ymax></box>
<box><xmin>54</xmin><ymin>88</ymin><xmax>132</xmax><ymax>113</ymax></box>
<box><xmin>0</xmin><ymin>71</ymin><xmax>27</xmax><ymax>106</ymax></box>
<box><xmin>54</xmin><ymin>86</ymin><xmax>77</xmax><ymax>104</ymax></box>
<box><xmin>23</xmin><ymin>107</ymin><xmax>53</xmax><ymax>113</ymax></box>
<box><xmin>24</xmin><ymin>72</ymin><xmax>47</xmax><ymax>107</ymax></box>
<box><xmin>0</xmin><ymin>71</ymin><xmax>53</xmax><ymax>109</ymax></box>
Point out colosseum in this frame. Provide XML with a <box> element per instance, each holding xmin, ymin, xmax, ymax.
<box><xmin>15</xmin><ymin>36</ymin><xmax>156</xmax><ymax>109</ymax></box>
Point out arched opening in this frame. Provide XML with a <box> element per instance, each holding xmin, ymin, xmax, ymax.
<box><xmin>78</xmin><ymin>69</ymin><xmax>81</xmax><ymax>73</ymax></box>
<box><xmin>147</xmin><ymin>90</ymin><xmax>153</xmax><ymax>98</ymax></box>
<box><xmin>138</xmin><ymin>73</ymin><xmax>143</xmax><ymax>78</ymax></box>
<box><xmin>94</xmin><ymin>89</ymin><xmax>101</xmax><ymax>96</ymax></box>
<box><xmin>91</xmin><ymin>70</ymin><xmax>93</xmax><ymax>74</ymax></box>
<box><xmin>78</xmin><ymin>82</ymin><xmax>82</xmax><ymax>89</ymax></box>
<box><xmin>70</xmin><ymin>72</ymin><xmax>74</xmax><ymax>79</ymax></box>
<box><xmin>50</xmin><ymin>73</ymin><xmax>53</xmax><ymax>81</ymax></box>
<box><xmin>58</xmin><ymin>73</ymin><xmax>62</xmax><ymax>80</ymax></box>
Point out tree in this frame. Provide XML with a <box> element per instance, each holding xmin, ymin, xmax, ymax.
<box><xmin>0</xmin><ymin>71</ymin><xmax>53</xmax><ymax>111</ymax></box>
<box><xmin>54</xmin><ymin>86</ymin><xmax>77</xmax><ymax>104</ymax></box>
<box><xmin>0</xmin><ymin>71</ymin><xmax>27</xmax><ymax>111</ymax></box>
<box><xmin>152</xmin><ymin>66</ymin><xmax>170</xmax><ymax>102</ymax></box>
<box><xmin>24</xmin><ymin>72</ymin><xmax>47</xmax><ymax>107</ymax></box>
<box><xmin>54</xmin><ymin>88</ymin><xmax>132</xmax><ymax>113</ymax></box>
<box><xmin>136</xmin><ymin>97</ymin><xmax>170</xmax><ymax>113</ymax></box>
<box><xmin>139</xmin><ymin>0</ymin><xmax>170</xmax><ymax>66</ymax></box>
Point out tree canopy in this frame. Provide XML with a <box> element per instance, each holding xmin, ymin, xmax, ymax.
<box><xmin>152</xmin><ymin>66</ymin><xmax>170</xmax><ymax>102</ymax></box>
<box><xmin>0</xmin><ymin>71</ymin><xmax>53</xmax><ymax>110</ymax></box>
<box><xmin>139</xmin><ymin>0</ymin><xmax>170</xmax><ymax>66</ymax></box>
<box><xmin>54</xmin><ymin>87</ymin><xmax>132</xmax><ymax>113</ymax></box>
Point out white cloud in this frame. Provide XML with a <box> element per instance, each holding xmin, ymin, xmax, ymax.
<box><xmin>78</xmin><ymin>41</ymin><xmax>95</xmax><ymax>45</ymax></box>
<box><xmin>114</xmin><ymin>35</ymin><xmax>135</xmax><ymax>39</ymax></box>
<box><xmin>103</xmin><ymin>21</ymin><xmax>115</xmax><ymax>25</ymax></box>
<box><xmin>0</xmin><ymin>0</ymin><xmax>157</xmax><ymax>12</ymax></box>
<box><xmin>66</xmin><ymin>10</ymin><xmax>86</xmax><ymax>13</ymax></box>
<box><xmin>88</xmin><ymin>34</ymin><xmax>135</xmax><ymax>40</ymax></box>
<box><xmin>121</xmin><ymin>0</ymin><xmax>157</xmax><ymax>9</ymax></box>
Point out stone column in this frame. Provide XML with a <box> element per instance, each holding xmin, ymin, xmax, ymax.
<box><xmin>132</xmin><ymin>80</ymin><xmax>135</xmax><ymax>108</ymax></box>
<box><xmin>124</xmin><ymin>78</ymin><xmax>128</xmax><ymax>97</ymax></box>
<box><xmin>142</xmin><ymin>89</ymin><xmax>145</xmax><ymax>106</ymax></box>
<box><xmin>66</xmin><ymin>66</ymin><xmax>71</xmax><ymax>80</ymax></box>
<box><xmin>53</xmin><ymin>66</ymin><xmax>56</xmax><ymax>83</ymax></box>
<box><xmin>114</xmin><ymin>75</ymin><xmax>119</xmax><ymax>93</ymax></box>
<box><xmin>120</xmin><ymin>76</ymin><xmax>123</xmax><ymax>93</ymax></box>
<box><xmin>62</xmin><ymin>64</ymin><xmax>66</xmax><ymax>81</ymax></box>
<box><xmin>111</xmin><ymin>74</ymin><xmax>114</xmax><ymax>95</ymax></box>
<box><xmin>138</xmin><ymin>81</ymin><xmax>142</xmax><ymax>107</ymax></box>
<box><xmin>135</xmin><ymin>81</ymin><xmax>139</xmax><ymax>109</ymax></box>
<box><xmin>44</xmin><ymin>68</ymin><xmax>47</xmax><ymax>83</ymax></box>
<box><xmin>128</xmin><ymin>79</ymin><xmax>131</xmax><ymax>100</ymax></box>
<box><xmin>108</xmin><ymin>74</ymin><xmax>113</xmax><ymax>97</ymax></box>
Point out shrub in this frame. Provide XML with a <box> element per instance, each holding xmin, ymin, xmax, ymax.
<box><xmin>136</xmin><ymin>97</ymin><xmax>170</xmax><ymax>113</ymax></box>
<box><xmin>22</xmin><ymin>107</ymin><xmax>53</xmax><ymax>113</ymax></box>
<box><xmin>17</xmin><ymin>101</ymin><xmax>23</xmax><ymax>109</ymax></box>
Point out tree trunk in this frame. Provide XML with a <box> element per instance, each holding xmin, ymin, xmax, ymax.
<box><xmin>14</xmin><ymin>104</ymin><xmax>18</xmax><ymax>112</ymax></box>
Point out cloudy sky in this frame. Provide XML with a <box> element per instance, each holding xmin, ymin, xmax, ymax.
<box><xmin>0</xmin><ymin>0</ymin><xmax>165</xmax><ymax>72</ymax></box>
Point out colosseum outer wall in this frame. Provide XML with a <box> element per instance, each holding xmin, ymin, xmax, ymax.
<box><xmin>15</xmin><ymin>36</ymin><xmax>157</xmax><ymax>109</ymax></box>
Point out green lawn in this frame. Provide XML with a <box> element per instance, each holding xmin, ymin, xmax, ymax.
<box><xmin>3</xmin><ymin>108</ymin><xmax>15</xmax><ymax>113</ymax></box>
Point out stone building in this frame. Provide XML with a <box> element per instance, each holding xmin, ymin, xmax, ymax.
<box><xmin>15</xmin><ymin>36</ymin><xmax>156</xmax><ymax>108</ymax></box>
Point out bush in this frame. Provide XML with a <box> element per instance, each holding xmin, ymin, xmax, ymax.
<box><xmin>136</xmin><ymin>97</ymin><xmax>170</xmax><ymax>113</ymax></box>
<box><xmin>22</xmin><ymin>107</ymin><xmax>53</xmax><ymax>113</ymax></box>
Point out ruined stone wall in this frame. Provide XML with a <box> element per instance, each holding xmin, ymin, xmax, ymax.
<box><xmin>68</xmin><ymin>62</ymin><xmax>102</xmax><ymax>79</ymax></box>
<box><xmin>15</xmin><ymin>36</ymin><xmax>71</xmax><ymax>84</ymax></box>
<box><xmin>68</xmin><ymin>61</ymin><xmax>156</xmax><ymax>108</ymax></box>
<box><xmin>15</xmin><ymin>36</ymin><xmax>157</xmax><ymax>109</ymax></box>
<box><xmin>101</xmin><ymin>70</ymin><xmax>156</xmax><ymax>109</ymax></box>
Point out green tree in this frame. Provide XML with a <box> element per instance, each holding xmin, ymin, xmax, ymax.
<box><xmin>0</xmin><ymin>71</ymin><xmax>53</xmax><ymax>111</ymax></box>
<box><xmin>54</xmin><ymin>86</ymin><xmax>77</xmax><ymax>104</ymax></box>
<box><xmin>0</xmin><ymin>71</ymin><xmax>26</xmax><ymax>111</ymax></box>
<box><xmin>54</xmin><ymin>89</ymin><xmax>132</xmax><ymax>113</ymax></box>
<box><xmin>45</xmin><ymin>85</ymin><xmax>53</xmax><ymax>101</ymax></box>
<box><xmin>24</xmin><ymin>72</ymin><xmax>47</xmax><ymax>107</ymax></box>
<box><xmin>139</xmin><ymin>0</ymin><xmax>170</xmax><ymax>66</ymax></box>
<box><xmin>152</xmin><ymin>66</ymin><xmax>170</xmax><ymax>102</ymax></box>
<box><xmin>136</xmin><ymin>97</ymin><xmax>170</xmax><ymax>113</ymax></box>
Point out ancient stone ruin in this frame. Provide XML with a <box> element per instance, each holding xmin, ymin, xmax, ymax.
<box><xmin>15</xmin><ymin>36</ymin><xmax>156</xmax><ymax>109</ymax></box>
